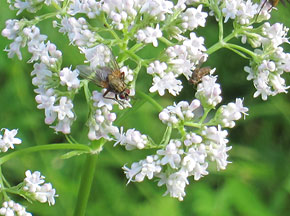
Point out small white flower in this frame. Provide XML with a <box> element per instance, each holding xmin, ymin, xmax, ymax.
<box><xmin>159</xmin><ymin>99</ymin><xmax>201</xmax><ymax>125</ymax></box>
<box><xmin>51</xmin><ymin>117</ymin><xmax>74</xmax><ymax>134</ymax></box>
<box><xmin>147</xmin><ymin>61</ymin><xmax>168</xmax><ymax>76</ymax></box>
<box><xmin>123</xmin><ymin>155</ymin><xmax>161</xmax><ymax>183</ymax></box>
<box><xmin>202</xmin><ymin>125</ymin><xmax>229</xmax><ymax>146</ymax></box>
<box><xmin>0</xmin><ymin>200</ymin><xmax>32</xmax><ymax>216</ymax></box>
<box><xmin>23</xmin><ymin>170</ymin><xmax>57</xmax><ymax>205</ymax></box>
<box><xmin>88</xmin><ymin>106</ymin><xmax>118</xmax><ymax>141</ymax></box>
<box><xmin>158</xmin><ymin>170</ymin><xmax>189</xmax><ymax>201</ymax></box>
<box><xmin>135</xmin><ymin>24</ymin><xmax>162</xmax><ymax>47</ymax></box>
<box><xmin>53</xmin><ymin>97</ymin><xmax>74</xmax><ymax>121</ymax></box>
<box><xmin>184</xmin><ymin>132</ymin><xmax>202</xmax><ymax>146</ymax></box>
<box><xmin>182</xmin><ymin>144</ymin><xmax>209</xmax><ymax>180</ymax></box>
<box><xmin>60</xmin><ymin>67</ymin><xmax>80</xmax><ymax>90</ymax></box>
<box><xmin>208</xmin><ymin>142</ymin><xmax>232</xmax><ymax>171</ymax></box>
<box><xmin>157</xmin><ymin>140</ymin><xmax>183</xmax><ymax>169</ymax></box>
<box><xmin>35</xmin><ymin>88</ymin><xmax>57</xmax><ymax>124</ymax></box>
<box><xmin>195</xmin><ymin>74</ymin><xmax>222</xmax><ymax>107</ymax></box>
<box><xmin>181</xmin><ymin>5</ymin><xmax>208</xmax><ymax>30</ymax></box>
<box><xmin>262</xmin><ymin>22</ymin><xmax>289</xmax><ymax>48</ymax></box>
<box><xmin>218</xmin><ymin>98</ymin><xmax>249</xmax><ymax>128</ymax></box>
<box><xmin>0</xmin><ymin>129</ymin><xmax>22</xmax><ymax>152</ymax></box>
<box><xmin>149</xmin><ymin>72</ymin><xmax>183</xmax><ymax>96</ymax></box>
<box><xmin>59</xmin><ymin>17</ymin><xmax>97</xmax><ymax>47</ymax></box>
<box><xmin>35</xmin><ymin>183</ymin><xmax>57</xmax><ymax>205</ymax></box>
<box><xmin>23</xmin><ymin>170</ymin><xmax>45</xmax><ymax>193</ymax></box>
<box><xmin>68</xmin><ymin>0</ymin><xmax>101</xmax><ymax>18</ymax></box>
<box><xmin>140</xmin><ymin>0</ymin><xmax>174</xmax><ymax>21</ymax></box>
<box><xmin>115</xmin><ymin>128</ymin><xmax>148</xmax><ymax>150</ymax></box>
<box><xmin>80</xmin><ymin>44</ymin><xmax>111</xmax><ymax>68</ymax></box>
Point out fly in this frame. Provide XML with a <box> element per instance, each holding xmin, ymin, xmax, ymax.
<box><xmin>189</xmin><ymin>56</ymin><xmax>211</xmax><ymax>86</ymax></box>
<box><xmin>77</xmin><ymin>46</ymin><xmax>130</xmax><ymax>104</ymax></box>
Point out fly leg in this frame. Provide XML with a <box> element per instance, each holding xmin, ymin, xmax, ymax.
<box><xmin>102</xmin><ymin>89</ymin><xmax>116</xmax><ymax>100</ymax></box>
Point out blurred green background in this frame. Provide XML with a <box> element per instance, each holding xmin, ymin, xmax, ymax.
<box><xmin>0</xmin><ymin>1</ymin><xmax>290</xmax><ymax>216</ymax></box>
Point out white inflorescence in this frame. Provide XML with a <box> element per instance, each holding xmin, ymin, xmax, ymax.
<box><xmin>159</xmin><ymin>100</ymin><xmax>201</xmax><ymax>126</ymax></box>
<box><xmin>23</xmin><ymin>170</ymin><xmax>57</xmax><ymax>206</ymax></box>
<box><xmin>135</xmin><ymin>24</ymin><xmax>162</xmax><ymax>47</ymax></box>
<box><xmin>195</xmin><ymin>74</ymin><xmax>222</xmax><ymax>107</ymax></box>
<box><xmin>0</xmin><ymin>200</ymin><xmax>32</xmax><ymax>216</ymax></box>
<box><xmin>115</xmin><ymin>128</ymin><xmax>148</xmax><ymax>150</ymax></box>
<box><xmin>2</xmin><ymin>0</ymin><xmax>285</xmax><ymax>202</ymax></box>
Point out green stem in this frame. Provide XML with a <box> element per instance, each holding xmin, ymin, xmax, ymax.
<box><xmin>0</xmin><ymin>167</ymin><xmax>9</xmax><ymax>200</ymax></box>
<box><xmin>224</xmin><ymin>43</ymin><xmax>257</xmax><ymax>59</ymax></box>
<box><xmin>207</xmin><ymin>30</ymin><xmax>236</xmax><ymax>55</ymax></box>
<box><xmin>0</xmin><ymin>144</ymin><xmax>91</xmax><ymax>165</ymax></box>
<box><xmin>73</xmin><ymin>154</ymin><xmax>98</xmax><ymax>216</ymax></box>
<box><xmin>136</xmin><ymin>91</ymin><xmax>163</xmax><ymax>111</ymax></box>
<box><xmin>159</xmin><ymin>37</ymin><xmax>174</xmax><ymax>46</ymax></box>
<box><xmin>199</xmin><ymin>108</ymin><xmax>211</xmax><ymax>124</ymax></box>
<box><xmin>183</xmin><ymin>122</ymin><xmax>202</xmax><ymax>128</ymax></box>
<box><xmin>129</xmin><ymin>43</ymin><xmax>144</xmax><ymax>53</ymax></box>
<box><xmin>218</xmin><ymin>15</ymin><xmax>224</xmax><ymax>42</ymax></box>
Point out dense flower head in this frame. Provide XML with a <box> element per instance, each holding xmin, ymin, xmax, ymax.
<box><xmin>115</xmin><ymin>128</ymin><xmax>148</xmax><ymax>150</ymax></box>
<box><xmin>195</xmin><ymin>74</ymin><xmax>222</xmax><ymax>107</ymax></box>
<box><xmin>159</xmin><ymin>99</ymin><xmax>201</xmax><ymax>126</ymax></box>
<box><xmin>23</xmin><ymin>170</ymin><xmax>57</xmax><ymax>206</ymax></box>
<box><xmin>0</xmin><ymin>200</ymin><xmax>32</xmax><ymax>216</ymax></box>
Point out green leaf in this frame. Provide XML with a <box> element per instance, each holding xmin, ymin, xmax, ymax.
<box><xmin>60</xmin><ymin>150</ymin><xmax>88</xmax><ymax>159</ymax></box>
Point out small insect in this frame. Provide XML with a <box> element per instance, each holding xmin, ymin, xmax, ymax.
<box><xmin>189</xmin><ymin>57</ymin><xmax>211</xmax><ymax>86</ymax></box>
<box><xmin>257</xmin><ymin>0</ymin><xmax>290</xmax><ymax>17</ymax></box>
<box><xmin>77</xmin><ymin>48</ymin><xmax>130</xmax><ymax>104</ymax></box>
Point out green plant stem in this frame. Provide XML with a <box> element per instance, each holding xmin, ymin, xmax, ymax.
<box><xmin>224</xmin><ymin>43</ymin><xmax>257</xmax><ymax>59</ymax></box>
<box><xmin>73</xmin><ymin>154</ymin><xmax>98</xmax><ymax>216</ymax></box>
<box><xmin>159</xmin><ymin>37</ymin><xmax>174</xmax><ymax>46</ymax></box>
<box><xmin>0</xmin><ymin>167</ymin><xmax>9</xmax><ymax>200</ymax></box>
<box><xmin>136</xmin><ymin>91</ymin><xmax>163</xmax><ymax>111</ymax></box>
<box><xmin>0</xmin><ymin>144</ymin><xmax>91</xmax><ymax>165</ymax></box>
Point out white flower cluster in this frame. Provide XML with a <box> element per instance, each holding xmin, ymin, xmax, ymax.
<box><xmin>243</xmin><ymin>22</ymin><xmax>290</xmax><ymax>100</ymax></box>
<box><xmin>7</xmin><ymin>0</ymin><xmax>61</xmax><ymax>15</ymax></box>
<box><xmin>115</xmin><ymin>128</ymin><xmax>148</xmax><ymax>150</ymax></box>
<box><xmin>146</xmin><ymin>32</ymin><xmax>208</xmax><ymax>96</ymax></box>
<box><xmin>221</xmin><ymin>0</ymin><xmax>260</xmax><ymax>24</ymax></box>
<box><xmin>159</xmin><ymin>100</ymin><xmax>201</xmax><ymax>126</ymax></box>
<box><xmin>181</xmin><ymin>5</ymin><xmax>208</xmax><ymax>31</ymax></box>
<box><xmin>123</xmin><ymin>72</ymin><xmax>249</xmax><ymax>200</ymax></box>
<box><xmin>123</xmin><ymin>125</ymin><xmax>231</xmax><ymax>201</ymax></box>
<box><xmin>59</xmin><ymin>67</ymin><xmax>80</xmax><ymax>90</ymax></box>
<box><xmin>88</xmin><ymin>91</ymin><xmax>119</xmax><ymax>140</ymax></box>
<box><xmin>0</xmin><ymin>200</ymin><xmax>32</xmax><ymax>216</ymax></box>
<box><xmin>135</xmin><ymin>24</ymin><xmax>162</xmax><ymax>47</ymax></box>
<box><xmin>216</xmin><ymin>98</ymin><xmax>249</xmax><ymax>128</ymax></box>
<box><xmin>195</xmin><ymin>74</ymin><xmax>222</xmax><ymax>107</ymax></box>
<box><xmin>2</xmin><ymin>21</ymin><xmax>81</xmax><ymax>134</ymax></box>
<box><xmin>59</xmin><ymin>17</ymin><xmax>97</xmax><ymax>47</ymax></box>
<box><xmin>166</xmin><ymin>33</ymin><xmax>208</xmax><ymax>78</ymax></box>
<box><xmin>23</xmin><ymin>170</ymin><xmax>57</xmax><ymax>206</ymax></box>
<box><xmin>98</xmin><ymin>0</ymin><xmax>174</xmax><ymax>30</ymax></box>
<box><xmin>68</xmin><ymin>0</ymin><xmax>101</xmax><ymax>18</ymax></box>
<box><xmin>0</xmin><ymin>129</ymin><xmax>21</xmax><ymax>153</ymax></box>
<box><xmin>80</xmin><ymin>44</ymin><xmax>112</xmax><ymax>68</ymax></box>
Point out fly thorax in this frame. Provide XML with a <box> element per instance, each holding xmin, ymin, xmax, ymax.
<box><xmin>108</xmin><ymin>75</ymin><xmax>126</xmax><ymax>93</ymax></box>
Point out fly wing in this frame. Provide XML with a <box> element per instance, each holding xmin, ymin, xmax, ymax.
<box><xmin>107</xmin><ymin>48</ymin><xmax>123</xmax><ymax>79</ymax></box>
<box><xmin>77</xmin><ymin>65</ymin><xmax>112</xmax><ymax>87</ymax></box>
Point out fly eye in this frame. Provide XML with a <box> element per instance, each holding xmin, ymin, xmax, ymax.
<box><xmin>119</xmin><ymin>93</ymin><xmax>126</xmax><ymax>100</ymax></box>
